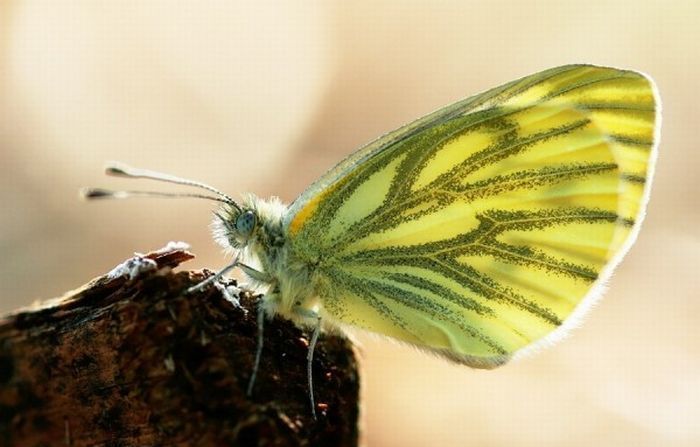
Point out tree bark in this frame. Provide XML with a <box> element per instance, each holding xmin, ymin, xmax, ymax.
<box><xmin>0</xmin><ymin>245</ymin><xmax>360</xmax><ymax>447</ymax></box>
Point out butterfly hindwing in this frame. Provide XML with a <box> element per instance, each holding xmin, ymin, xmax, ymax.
<box><xmin>286</xmin><ymin>65</ymin><xmax>658</xmax><ymax>367</ymax></box>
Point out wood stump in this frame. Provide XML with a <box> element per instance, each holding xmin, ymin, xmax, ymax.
<box><xmin>0</xmin><ymin>245</ymin><xmax>360</xmax><ymax>446</ymax></box>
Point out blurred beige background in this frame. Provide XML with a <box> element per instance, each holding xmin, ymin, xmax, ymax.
<box><xmin>1</xmin><ymin>1</ymin><xmax>698</xmax><ymax>446</ymax></box>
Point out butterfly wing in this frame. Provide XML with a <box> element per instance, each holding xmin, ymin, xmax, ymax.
<box><xmin>285</xmin><ymin>65</ymin><xmax>659</xmax><ymax>368</ymax></box>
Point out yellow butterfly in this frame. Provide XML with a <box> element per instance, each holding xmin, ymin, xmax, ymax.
<box><xmin>86</xmin><ymin>64</ymin><xmax>660</xmax><ymax>418</ymax></box>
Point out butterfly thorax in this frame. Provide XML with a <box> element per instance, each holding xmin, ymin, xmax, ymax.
<box><xmin>213</xmin><ymin>195</ymin><xmax>320</xmax><ymax>326</ymax></box>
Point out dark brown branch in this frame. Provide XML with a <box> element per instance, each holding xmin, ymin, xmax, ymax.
<box><xmin>0</xmin><ymin>245</ymin><xmax>359</xmax><ymax>446</ymax></box>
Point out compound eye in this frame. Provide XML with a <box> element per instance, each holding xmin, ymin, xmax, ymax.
<box><xmin>235</xmin><ymin>210</ymin><xmax>256</xmax><ymax>237</ymax></box>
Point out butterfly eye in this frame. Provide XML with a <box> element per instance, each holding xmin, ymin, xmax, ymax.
<box><xmin>235</xmin><ymin>210</ymin><xmax>257</xmax><ymax>237</ymax></box>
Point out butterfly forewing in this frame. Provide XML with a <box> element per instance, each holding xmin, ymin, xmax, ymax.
<box><xmin>286</xmin><ymin>65</ymin><xmax>658</xmax><ymax>367</ymax></box>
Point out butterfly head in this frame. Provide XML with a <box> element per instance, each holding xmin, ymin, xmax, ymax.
<box><xmin>212</xmin><ymin>194</ymin><xmax>287</xmax><ymax>254</ymax></box>
<box><xmin>214</xmin><ymin>204</ymin><xmax>260</xmax><ymax>250</ymax></box>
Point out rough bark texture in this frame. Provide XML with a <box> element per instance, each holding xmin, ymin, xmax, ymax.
<box><xmin>0</xmin><ymin>246</ymin><xmax>360</xmax><ymax>446</ymax></box>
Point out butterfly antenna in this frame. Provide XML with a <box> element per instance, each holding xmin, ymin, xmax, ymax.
<box><xmin>103</xmin><ymin>161</ymin><xmax>240</xmax><ymax>209</ymax></box>
<box><xmin>80</xmin><ymin>188</ymin><xmax>232</xmax><ymax>204</ymax></box>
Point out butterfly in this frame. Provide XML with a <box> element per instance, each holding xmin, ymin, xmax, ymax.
<box><xmin>85</xmin><ymin>64</ymin><xmax>660</xmax><ymax>418</ymax></box>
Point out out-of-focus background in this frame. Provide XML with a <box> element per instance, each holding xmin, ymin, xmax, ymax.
<box><xmin>1</xmin><ymin>1</ymin><xmax>698</xmax><ymax>446</ymax></box>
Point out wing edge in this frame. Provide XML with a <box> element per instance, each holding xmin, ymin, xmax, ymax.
<box><xmin>510</xmin><ymin>68</ymin><xmax>661</xmax><ymax>362</ymax></box>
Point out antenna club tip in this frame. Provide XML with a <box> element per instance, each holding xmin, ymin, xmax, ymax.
<box><xmin>80</xmin><ymin>188</ymin><xmax>112</xmax><ymax>200</ymax></box>
<box><xmin>105</xmin><ymin>165</ymin><xmax>128</xmax><ymax>176</ymax></box>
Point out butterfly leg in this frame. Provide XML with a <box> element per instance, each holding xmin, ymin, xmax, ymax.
<box><xmin>184</xmin><ymin>255</ymin><xmax>246</xmax><ymax>312</ymax></box>
<box><xmin>207</xmin><ymin>261</ymin><xmax>274</xmax><ymax>397</ymax></box>
<box><xmin>292</xmin><ymin>306</ymin><xmax>322</xmax><ymax>419</ymax></box>
<box><xmin>307</xmin><ymin>316</ymin><xmax>322</xmax><ymax>420</ymax></box>
<box><xmin>187</xmin><ymin>257</ymin><xmax>275</xmax><ymax>313</ymax></box>
<box><xmin>239</xmin><ymin>261</ymin><xmax>274</xmax><ymax>283</ymax></box>
<box><xmin>186</xmin><ymin>257</ymin><xmax>272</xmax><ymax>397</ymax></box>
<box><xmin>186</xmin><ymin>253</ymin><xmax>241</xmax><ymax>294</ymax></box>
<box><xmin>247</xmin><ymin>300</ymin><xmax>266</xmax><ymax>396</ymax></box>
